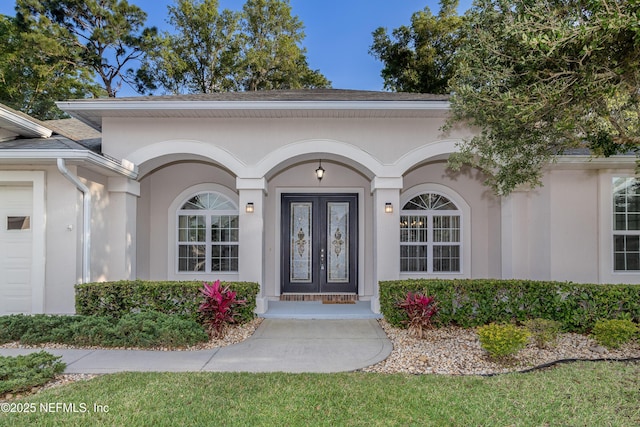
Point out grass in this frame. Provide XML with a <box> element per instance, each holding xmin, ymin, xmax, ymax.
<box><xmin>1</xmin><ymin>361</ymin><xmax>638</xmax><ymax>426</ymax></box>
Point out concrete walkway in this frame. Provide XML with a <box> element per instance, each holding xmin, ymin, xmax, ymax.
<box><xmin>0</xmin><ymin>319</ymin><xmax>392</xmax><ymax>374</ymax></box>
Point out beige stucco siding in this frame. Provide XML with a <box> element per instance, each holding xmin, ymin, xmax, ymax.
<box><xmin>136</xmin><ymin>161</ymin><xmax>237</xmax><ymax>281</ymax></box>
<box><xmin>402</xmin><ymin>161</ymin><xmax>502</xmax><ymax>279</ymax></box>
<box><xmin>102</xmin><ymin>117</ymin><xmax>471</xmax><ymax>172</ymax></box>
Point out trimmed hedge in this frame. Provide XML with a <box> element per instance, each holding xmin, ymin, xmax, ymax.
<box><xmin>75</xmin><ymin>280</ymin><xmax>259</xmax><ymax>324</ymax></box>
<box><xmin>380</xmin><ymin>279</ymin><xmax>640</xmax><ymax>333</ymax></box>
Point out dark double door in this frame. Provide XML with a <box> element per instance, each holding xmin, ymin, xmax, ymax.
<box><xmin>282</xmin><ymin>194</ymin><xmax>358</xmax><ymax>293</ymax></box>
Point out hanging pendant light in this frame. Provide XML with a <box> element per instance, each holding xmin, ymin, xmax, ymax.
<box><xmin>315</xmin><ymin>160</ymin><xmax>325</xmax><ymax>181</ymax></box>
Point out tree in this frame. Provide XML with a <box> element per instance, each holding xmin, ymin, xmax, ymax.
<box><xmin>136</xmin><ymin>0</ymin><xmax>242</xmax><ymax>94</ymax></box>
<box><xmin>447</xmin><ymin>0</ymin><xmax>640</xmax><ymax>195</ymax></box>
<box><xmin>369</xmin><ymin>0</ymin><xmax>465</xmax><ymax>94</ymax></box>
<box><xmin>138</xmin><ymin>0</ymin><xmax>329</xmax><ymax>94</ymax></box>
<box><xmin>17</xmin><ymin>0</ymin><xmax>157</xmax><ymax>97</ymax></box>
<box><xmin>239</xmin><ymin>0</ymin><xmax>330</xmax><ymax>91</ymax></box>
<box><xmin>0</xmin><ymin>13</ymin><xmax>100</xmax><ymax>119</ymax></box>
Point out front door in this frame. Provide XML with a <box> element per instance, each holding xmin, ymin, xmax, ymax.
<box><xmin>282</xmin><ymin>194</ymin><xmax>358</xmax><ymax>293</ymax></box>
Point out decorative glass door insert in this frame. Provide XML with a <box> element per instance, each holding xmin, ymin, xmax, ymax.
<box><xmin>282</xmin><ymin>194</ymin><xmax>357</xmax><ymax>293</ymax></box>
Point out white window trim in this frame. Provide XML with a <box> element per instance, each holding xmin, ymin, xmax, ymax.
<box><xmin>597</xmin><ymin>172</ymin><xmax>640</xmax><ymax>283</ymax></box>
<box><xmin>399</xmin><ymin>183</ymin><xmax>471</xmax><ymax>279</ymax></box>
<box><xmin>167</xmin><ymin>183</ymin><xmax>239</xmax><ymax>280</ymax></box>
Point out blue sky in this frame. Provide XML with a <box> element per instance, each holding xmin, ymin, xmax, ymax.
<box><xmin>0</xmin><ymin>0</ymin><xmax>472</xmax><ymax>95</ymax></box>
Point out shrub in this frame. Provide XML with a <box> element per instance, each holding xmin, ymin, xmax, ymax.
<box><xmin>523</xmin><ymin>318</ymin><xmax>562</xmax><ymax>348</ymax></box>
<box><xmin>69</xmin><ymin>316</ymin><xmax>118</xmax><ymax>346</ymax></box>
<box><xmin>0</xmin><ymin>314</ymin><xmax>33</xmax><ymax>343</ymax></box>
<box><xmin>114</xmin><ymin>312</ymin><xmax>208</xmax><ymax>348</ymax></box>
<box><xmin>19</xmin><ymin>315</ymin><xmax>83</xmax><ymax>345</ymax></box>
<box><xmin>592</xmin><ymin>319</ymin><xmax>639</xmax><ymax>349</ymax></box>
<box><xmin>379</xmin><ymin>279</ymin><xmax>640</xmax><ymax>332</ymax></box>
<box><xmin>75</xmin><ymin>280</ymin><xmax>258</xmax><ymax>323</ymax></box>
<box><xmin>198</xmin><ymin>280</ymin><xmax>247</xmax><ymax>338</ymax></box>
<box><xmin>396</xmin><ymin>292</ymin><xmax>438</xmax><ymax>338</ymax></box>
<box><xmin>0</xmin><ymin>313</ymin><xmax>208</xmax><ymax>349</ymax></box>
<box><xmin>477</xmin><ymin>323</ymin><xmax>531</xmax><ymax>359</ymax></box>
<box><xmin>0</xmin><ymin>351</ymin><xmax>65</xmax><ymax>395</ymax></box>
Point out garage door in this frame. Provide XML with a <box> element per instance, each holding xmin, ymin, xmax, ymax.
<box><xmin>0</xmin><ymin>185</ymin><xmax>33</xmax><ymax>314</ymax></box>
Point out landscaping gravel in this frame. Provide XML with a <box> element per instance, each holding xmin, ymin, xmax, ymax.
<box><xmin>3</xmin><ymin>317</ymin><xmax>639</xmax><ymax>401</ymax></box>
<box><xmin>362</xmin><ymin>320</ymin><xmax>640</xmax><ymax>375</ymax></box>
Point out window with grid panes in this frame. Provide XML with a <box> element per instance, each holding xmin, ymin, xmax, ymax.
<box><xmin>613</xmin><ymin>177</ymin><xmax>640</xmax><ymax>271</ymax></box>
<box><xmin>400</xmin><ymin>193</ymin><xmax>461</xmax><ymax>273</ymax></box>
<box><xmin>177</xmin><ymin>192</ymin><xmax>239</xmax><ymax>273</ymax></box>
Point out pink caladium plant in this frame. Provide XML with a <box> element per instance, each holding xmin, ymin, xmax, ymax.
<box><xmin>198</xmin><ymin>280</ymin><xmax>246</xmax><ymax>339</ymax></box>
<box><xmin>396</xmin><ymin>292</ymin><xmax>439</xmax><ymax>339</ymax></box>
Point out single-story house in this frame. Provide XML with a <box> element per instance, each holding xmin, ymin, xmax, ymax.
<box><xmin>1</xmin><ymin>89</ymin><xmax>638</xmax><ymax>316</ymax></box>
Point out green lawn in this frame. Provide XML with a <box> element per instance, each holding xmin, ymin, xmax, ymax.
<box><xmin>2</xmin><ymin>361</ymin><xmax>638</xmax><ymax>426</ymax></box>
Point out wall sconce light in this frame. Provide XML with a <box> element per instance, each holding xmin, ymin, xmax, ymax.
<box><xmin>385</xmin><ymin>203</ymin><xmax>393</xmax><ymax>213</ymax></box>
<box><xmin>315</xmin><ymin>160</ymin><xmax>325</xmax><ymax>181</ymax></box>
<box><xmin>246</xmin><ymin>202</ymin><xmax>254</xmax><ymax>213</ymax></box>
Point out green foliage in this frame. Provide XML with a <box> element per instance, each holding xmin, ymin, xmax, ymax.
<box><xmin>0</xmin><ymin>14</ymin><xmax>99</xmax><ymax>119</ymax></box>
<box><xmin>447</xmin><ymin>0</ymin><xmax>640</xmax><ymax>195</ymax></box>
<box><xmin>137</xmin><ymin>0</ymin><xmax>330</xmax><ymax>94</ymax></box>
<box><xmin>523</xmin><ymin>318</ymin><xmax>562</xmax><ymax>349</ymax></box>
<box><xmin>0</xmin><ymin>351</ymin><xmax>65</xmax><ymax>395</ymax></box>
<box><xmin>592</xmin><ymin>319</ymin><xmax>639</xmax><ymax>349</ymax></box>
<box><xmin>75</xmin><ymin>280</ymin><xmax>258</xmax><ymax>324</ymax></box>
<box><xmin>17</xmin><ymin>0</ymin><xmax>157</xmax><ymax>97</ymax></box>
<box><xmin>369</xmin><ymin>0</ymin><xmax>465</xmax><ymax>94</ymax></box>
<box><xmin>135</xmin><ymin>0</ymin><xmax>242</xmax><ymax>94</ymax></box>
<box><xmin>379</xmin><ymin>279</ymin><xmax>640</xmax><ymax>333</ymax></box>
<box><xmin>0</xmin><ymin>312</ymin><xmax>208</xmax><ymax>348</ymax></box>
<box><xmin>240</xmin><ymin>0</ymin><xmax>330</xmax><ymax>91</ymax></box>
<box><xmin>477</xmin><ymin>323</ymin><xmax>530</xmax><ymax>358</ymax></box>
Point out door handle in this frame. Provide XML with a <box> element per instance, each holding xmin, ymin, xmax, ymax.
<box><xmin>320</xmin><ymin>248</ymin><xmax>325</xmax><ymax>270</ymax></box>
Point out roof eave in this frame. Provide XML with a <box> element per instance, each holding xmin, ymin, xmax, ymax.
<box><xmin>0</xmin><ymin>106</ymin><xmax>53</xmax><ymax>139</ymax></box>
<box><xmin>0</xmin><ymin>149</ymin><xmax>138</xmax><ymax>178</ymax></box>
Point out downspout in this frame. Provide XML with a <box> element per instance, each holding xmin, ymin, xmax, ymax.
<box><xmin>57</xmin><ymin>158</ymin><xmax>91</xmax><ymax>283</ymax></box>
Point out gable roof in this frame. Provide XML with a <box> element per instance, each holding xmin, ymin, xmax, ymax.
<box><xmin>0</xmin><ymin>104</ymin><xmax>52</xmax><ymax>141</ymax></box>
<box><xmin>57</xmin><ymin>89</ymin><xmax>451</xmax><ymax>131</ymax></box>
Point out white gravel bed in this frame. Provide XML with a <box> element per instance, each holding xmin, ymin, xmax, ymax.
<box><xmin>362</xmin><ymin>320</ymin><xmax>640</xmax><ymax>375</ymax></box>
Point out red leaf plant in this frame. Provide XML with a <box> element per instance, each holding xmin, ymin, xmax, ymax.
<box><xmin>396</xmin><ymin>292</ymin><xmax>439</xmax><ymax>339</ymax></box>
<box><xmin>198</xmin><ymin>280</ymin><xmax>246</xmax><ymax>339</ymax></box>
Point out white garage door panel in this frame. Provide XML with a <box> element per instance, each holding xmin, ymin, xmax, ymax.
<box><xmin>0</xmin><ymin>185</ymin><xmax>34</xmax><ymax>315</ymax></box>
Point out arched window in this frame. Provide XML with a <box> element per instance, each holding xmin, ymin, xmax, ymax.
<box><xmin>400</xmin><ymin>192</ymin><xmax>461</xmax><ymax>272</ymax></box>
<box><xmin>177</xmin><ymin>192</ymin><xmax>238</xmax><ymax>273</ymax></box>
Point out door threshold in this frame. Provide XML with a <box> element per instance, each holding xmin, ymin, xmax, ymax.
<box><xmin>262</xmin><ymin>300</ymin><xmax>380</xmax><ymax>319</ymax></box>
<box><xmin>280</xmin><ymin>293</ymin><xmax>358</xmax><ymax>303</ymax></box>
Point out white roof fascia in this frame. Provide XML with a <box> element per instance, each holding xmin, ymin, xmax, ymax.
<box><xmin>0</xmin><ymin>106</ymin><xmax>52</xmax><ymax>138</ymax></box>
<box><xmin>0</xmin><ymin>149</ymin><xmax>138</xmax><ymax>178</ymax></box>
<box><xmin>553</xmin><ymin>155</ymin><xmax>637</xmax><ymax>169</ymax></box>
<box><xmin>57</xmin><ymin>100</ymin><xmax>451</xmax><ymax>112</ymax></box>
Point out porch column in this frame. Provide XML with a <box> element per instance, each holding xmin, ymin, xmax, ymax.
<box><xmin>237</xmin><ymin>178</ymin><xmax>267</xmax><ymax>314</ymax></box>
<box><xmin>107</xmin><ymin>177</ymin><xmax>140</xmax><ymax>280</ymax></box>
<box><xmin>371</xmin><ymin>177</ymin><xmax>403</xmax><ymax>313</ymax></box>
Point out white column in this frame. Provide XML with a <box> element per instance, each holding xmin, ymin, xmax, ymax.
<box><xmin>237</xmin><ymin>178</ymin><xmax>267</xmax><ymax>314</ymax></box>
<box><xmin>371</xmin><ymin>177</ymin><xmax>403</xmax><ymax>313</ymax></box>
<box><xmin>107</xmin><ymin>177</ymin><xmax>140</xmax><ymax>280</ymax></box>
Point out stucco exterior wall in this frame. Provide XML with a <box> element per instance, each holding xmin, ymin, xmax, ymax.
<box><xmin>136</xmin><ymin>161</ymin><xmax>237</xmax><ymax>281</ymax></box>
<box><xmin>101</xmin><ymin>117</ymin><xmax>471</xmax><ymax>173</ymax></box>
<box><xmin>402</xmin><ymin>160</ymin><xmax>502</xmax><ymax>279</ymax></box>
